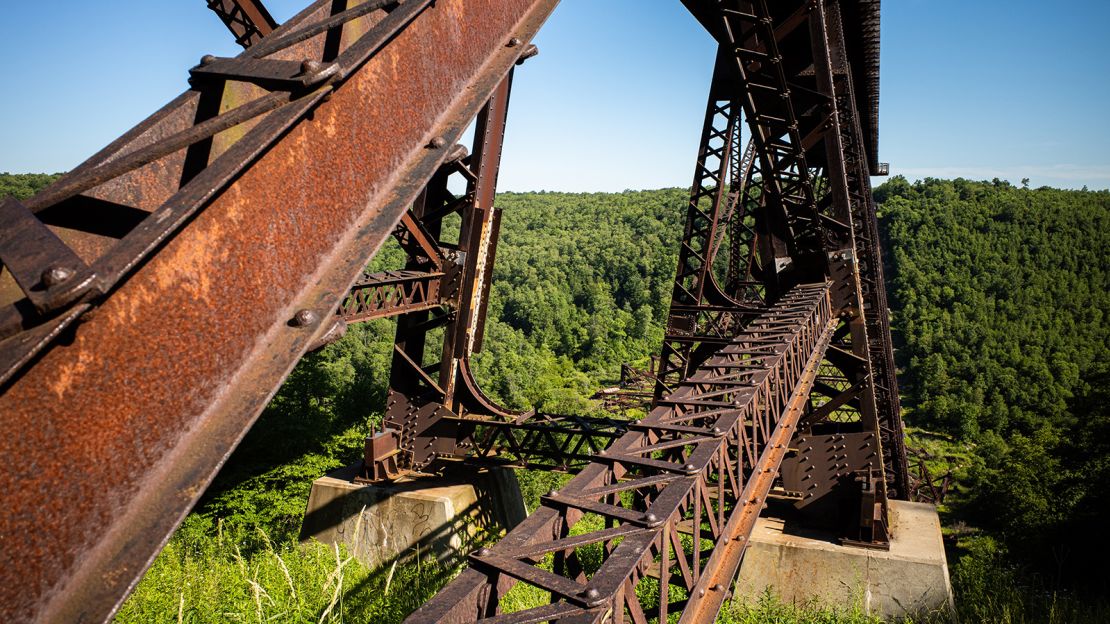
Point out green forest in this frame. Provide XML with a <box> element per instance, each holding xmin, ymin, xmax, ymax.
<box><xmin>2</xmin><ymin>173</ymin><xmax>1108</xmax><ymax>622</ymax></box>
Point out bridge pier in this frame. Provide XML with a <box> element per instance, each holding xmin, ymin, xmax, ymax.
<box><xmin>734</xmin><ymin>500</ymin><xmax>954</xmax><ymax>619</ymax></box>
<box><xmin>299</xmin><ymin>464</ymin><xmax>526</xmax><ymax>569</ymax></box>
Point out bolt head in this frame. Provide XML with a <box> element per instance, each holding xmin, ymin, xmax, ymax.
<box><xmin>301</xmin><ymin>59</ymin><xmax>324</xmax><ymax>75</ymax></box>
<box><xmin>41</xmin><ymin>266</ymin><xmax>75</xmax><ymax>288</ymax></box>
<box><xmin>446</xmin><ymin>143</ymin><xmax>469</xmax><ymax>163</ymax></box>
<box><xmin>516</xmin><ymin>43</ymin><xmax>540</xmax><ymax>65</ymax></box>
<box><xmin>291</xmin><ymin>309</ymin><xmax>317</xmax><ymax>327</ymax></box>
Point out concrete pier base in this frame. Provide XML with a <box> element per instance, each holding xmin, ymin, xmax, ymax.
<box><xmin>299</xmin><ymin>464</ymin><xmax>526</xmax><ymax>569</ymax></box>
<box><xmin>735</xmin><ymin>500</ymin><xmax>954</xmax><ymax>619</ymax></box>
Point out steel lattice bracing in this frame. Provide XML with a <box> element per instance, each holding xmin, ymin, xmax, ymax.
<box><xmin>205</xmin><ymin>0</ymin><xmax>278</xmax><ymax>48</ymax></box>
<box><xmin>409</xmin><ymin>283</ymin><xmax>836</xmax><ymax>624</ymax></box>
<box><xmin>0</xmin><ymin>1</ymin><xmax>905</xmax><ymax>623</ymax></box>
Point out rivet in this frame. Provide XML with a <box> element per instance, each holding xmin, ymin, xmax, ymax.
<box><xmin>41</xmin><ymin>266</ymin><xmax>75</xmax><ymax>288</ymax></box>
<box><xmin>476</xmin><ymin>547</ymin><xmax>491</xmax><ymax>557</ymax></box>
<box><xmin>643</xmin><ymin>513</ymin><xmax>658</xmax><ymax>524</ymax></box>
<box><xmin>291</xmin><ymin>309</ymin><xmax>317</xmax><ymax>327</ymax></box>
<box><xmin>200</xmin><ymin>54</ymin><xmax>217</xmax><ymax>66</ymax></box>
<box><xmin>428</xmin><ymin>136</ymin><xmax>447</xmax><ymax>149</ymax></box>
<box><xmin>714</xmin><ymin>584</ymin><xmax>724</xmax><ymax>592</ymax></box>
<box><xmin>516</xmin><ymin>43</ymin><xmax>539</xmax><ymax>65</ymax></box>
<box><xmin>584</xmin><ymin>588</ymin><xmax>600</xmax><ymax>600</ymax></box>
<box><xmin>507</xmin><ymin>37</ymin><xmax>522</xmax><ymax>47</ymax></box>
<box><xmin>301</xmin><ymin>59</ymin><xmax>323</xmax><ymax>75</ymax></box>
<box><xmin>446</xmin><ymin>144</ymin><xmax>469</xmax><ymax>163</ymax></box>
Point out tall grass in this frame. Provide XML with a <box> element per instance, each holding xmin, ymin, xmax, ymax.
<box><xmin>116</xmin><ymin>518</ymin><xmax>453</xmax><ymax>623</ymax></box>
<box><xmin>943</xmin><ymin>535</ymin><xmax>1109</xmax><ymax>624</ymax></box>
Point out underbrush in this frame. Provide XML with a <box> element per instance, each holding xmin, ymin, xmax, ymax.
<box><xmin>945</xmin><ymin>535</ymin><xmax>1108</xmax><ymax>624</ymax></box>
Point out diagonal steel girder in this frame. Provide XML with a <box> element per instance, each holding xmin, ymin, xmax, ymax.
<box><xmin>408</xmin><ymin>283</ymin><xmax>836</xmax><ymax>624</ymax></box>
<box><xmin>0</xmin><ymin>1</ymin><xmax>560</xmax><ymax>622</ymax></box>
<box><xmin>205</xmin><ymin>0</ymin><xmax>279</xmax><ymax>48</ymax></box>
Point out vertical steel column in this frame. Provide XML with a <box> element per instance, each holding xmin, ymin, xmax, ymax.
<box><xmin>821</xmin><ymin>0</ymin><xmax>909</xmax><ymax>499</ymax></box>
<box><xmin>655</xmin><ymin>48</ymin><xmax>745</xmax><ymax>399</ymax></box>
<box><xmin>380</xmin><ymin>71</ymin><xmax>517</xmax><ymax>473</ymax></box>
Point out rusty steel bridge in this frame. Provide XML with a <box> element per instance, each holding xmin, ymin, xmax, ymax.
<box><xmin>0</xmin><ymin>1</ymin><xmax>907</xmax><ymax>622</ymax></box>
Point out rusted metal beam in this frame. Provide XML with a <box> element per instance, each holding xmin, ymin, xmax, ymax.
<box><xmin>338</xmin><ymin>269</ymin><xmax>446</xmax><ymax>322</ymax></box>
<box><xmin>206</xmin><ymin>0</ymin><xmax>279</xmax><ymax>48</ymax></box>
<box><xmin>0</xmin><ymin>1</ymin><xmax>560</xmax><ymax>621</ymax></box>
<box><xmin>452</xmin><ymin>412</ymin><xmax>630</xmax><ymax>473</ymax></box>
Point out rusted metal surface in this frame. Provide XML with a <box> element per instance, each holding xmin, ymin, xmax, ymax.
<box><xmin>654</xmin><ymin>47</ymin><xmax>752</xmax><ymax>398</ymax></box>
<box><xmin>593</xmin><ymin>361</ymin><xmax>659</xmax><ymax>413</ymax></box>
<box><xmin>408</xmin><ymin>283</ymin><xmax>836</xmax><ymax>624</ymax></box>
<box><xmin>0</xmin><ymin>0</ymin><xmax>560</xmax><ymax>621</ymax></box>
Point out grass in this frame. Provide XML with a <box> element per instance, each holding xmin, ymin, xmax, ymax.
<box><xmin>116</xmin><ymin>527</ymin><xmax>453</xmax><ymax>623</ymax></box>
<box><xmin>720</xmin><ymin>591</ymin><xmax>887</xmax><ymax>624</ymax></box>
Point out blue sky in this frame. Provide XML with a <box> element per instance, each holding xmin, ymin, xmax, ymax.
<box><xmin>1</xmin><ymin>1</ymin><xmax>1107</xmax><ymax>191</ymax></box>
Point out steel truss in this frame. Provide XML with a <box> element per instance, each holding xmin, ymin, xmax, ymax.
<box><xmin>0</xmin><ymin>1</ymin><xmax>905</xmax><ymax>622</ymax></box>
<box><xmin>409</xmin><ymin>283</ymin><xmax>836</xmax><ymax>624</ymax></box>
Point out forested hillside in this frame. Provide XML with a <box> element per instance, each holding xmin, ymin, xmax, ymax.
<box><xmin>0</xmin><ymin>172</ymin><xmax>61</xmax><ymax>199</ymax></box>
<box><xmin>878</xmin><ymin>177</ymin><xmax>1110</xmax><ymax>599</ymax></box>
<box><xmin>3</xmin><ymin>172</ymin><xmax>1107</xmax><ymax>621</ymax></box>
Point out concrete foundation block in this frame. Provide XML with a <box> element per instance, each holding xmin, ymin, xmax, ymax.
<box><xmin>735</xmin><ymin>500</ymin><xmax>954</xmax><ymax>619</ymax></box>
<box><xmin>299</xmin><ymin>464</ymin><xmax>526</xmax><ymax>569</ymax></box>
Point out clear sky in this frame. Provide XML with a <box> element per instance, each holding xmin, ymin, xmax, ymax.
<box><xmin>1</xmin><ymin>1</ymin><xmax>1107</xmax><ymax>191</ymax></box>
